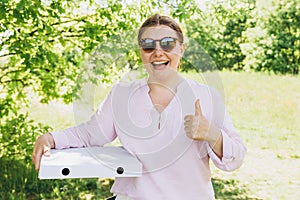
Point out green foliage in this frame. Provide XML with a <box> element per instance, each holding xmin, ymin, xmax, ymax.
<box><xmin>214</xmin><ymin>1</ymin><xmax>255</xmax><ymax>70</ymax></box>
<box><xmin>0</xmin><ymin>0</ymin><xmax>143</xmax><ymax>107</ymax></box>
<box><xmin>240</xmin><ymin>0</ymin><xmax>300</xmax><ymax>74</ymax></box>
<box><xmin>183</xmin><ymin>0</ymin><xmax>255</xmax><ymax>72</ymax></box>
<box><xmin>255</xmin><ymin>0</ymin><xmax>300</xmax><ymax>74</ymax></box>
<box><xmin>0</xmin><ymin>158</ymin><xmax>114</xmax><ymax>199</ymax></box>
<box><xmin>0</xmin><ymin>1</ymin><xmax>150</xmax><ymax>198</ymax></box>
<box><xmin>0</xmin><ymin>0</ymin><xmax>151</xmax><ymax>159</ymax></box>
<box><xmin>0</xmin><ymin>113</ymin><xmax>52</xmax><ymax>161</ymax></box>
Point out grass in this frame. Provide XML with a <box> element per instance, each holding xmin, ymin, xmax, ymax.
<box><xmin>27</xmin><ymin>70</ymin><xmax>300</xmax><ymax>199</ymax></box>
<box><xmin>206</xmin><ymin>71</ymin><xmax>300</xmax><ymax>200</ymax></box>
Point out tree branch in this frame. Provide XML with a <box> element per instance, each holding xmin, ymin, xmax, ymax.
<box><xmin>65</xmin><ymin>38</ymin><xmax>85</xmax><ymax>49</ymax></box>
<box><xmin>27</xmin><ymin>14</ymin><xmax>94</xmax><ymax>37</ymax></box>
<box><xmin>0</xmin><ymin>65</ymin><xmax>10</xmax><ymax>70</ymax></box>
<box><xmin>0</xmin><ymin>53</ymin><xmax>17</xmax><ymax>58</ymax></box>
<box><xmin>0</xmin><ymin>68</ymin><xmax>27</xmax><ymax>83</ymax></box>
<box><xmin>0</xmin><ymin>78</ymin><xmax>28</xmax><ymax>86</ymax></box>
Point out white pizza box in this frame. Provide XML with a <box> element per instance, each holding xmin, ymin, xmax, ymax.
<box><xmin>39</xmin><ymin>146</ymin><xmax>143</xmax><ymax>179</ymax></box>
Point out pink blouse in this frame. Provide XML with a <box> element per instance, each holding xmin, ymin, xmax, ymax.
<box><xmin>51</xmin><ymin>78</ymin><xmax>246</xmax><ymax>200</ymax></box>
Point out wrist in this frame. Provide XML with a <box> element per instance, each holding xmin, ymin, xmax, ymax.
<box><xmin>207</xmin><ymin>128</ymin><xmax>222</xmax><ymax>147</ymax></box>
<box><xmin>46</xmin><ymin>132</ymin><xmax>55</xmax><ymax>148</ymax></box>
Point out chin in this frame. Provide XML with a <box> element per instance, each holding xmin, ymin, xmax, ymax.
<box><xmin>150</xmin><ymin>67</ymin><xmax>178</xmax><ymax>80</ymax></box>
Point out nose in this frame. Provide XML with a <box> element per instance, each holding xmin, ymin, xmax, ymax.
<box><xmin>153</xmin><ymin>41</ymin><xmax>163</xmax><ymax>56</ymax></box>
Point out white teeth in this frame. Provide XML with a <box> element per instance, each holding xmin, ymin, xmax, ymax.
<box><xmin>152</xmin><ymin>61</ymin><xmax>168</xmax><ymax>65</ymax></box>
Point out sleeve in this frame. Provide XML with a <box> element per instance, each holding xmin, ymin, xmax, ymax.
<box><xmin>51</xmin><ymin>89</ymin><xmax>117</xmax><ymax>149</ymax></box>
<box><xmin>206</xmin><ymin>111</ymin><xmax>247</xmax><ymax>172</ymax></box>
<box><xmin>204</xmin><ymin>87</ymin><xmax>247</xmax><ymax>172</ymax></box>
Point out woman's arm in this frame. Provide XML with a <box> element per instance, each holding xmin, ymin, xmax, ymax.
<box><xmin>184</xmin><ymin>99</ymin><xmax>224</xmax><ymax>159</ymax></box>
<box><xmin>185</xmin><ymin>84</ymin><xmax>246</xmax><ymax>171</ymax></box>
<box><xmin>32</xmin><ymin>89</ymin><xmax>117</xmax><ymax>170</ymax></box>
<box><xmin>207</xmin><ymin>112</ymin><xmax>247</xmax><ymax>172</ymax></box>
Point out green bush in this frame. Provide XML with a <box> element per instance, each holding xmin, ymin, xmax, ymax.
<box><xmin>0</xmin><ymin>158</ymin><xmax>114</xmax><ymax>199</ymax></box>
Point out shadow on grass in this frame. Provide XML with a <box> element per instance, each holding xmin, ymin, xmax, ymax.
<box><xmin>213</xmin><ymin>178</ymin><xmax>262</xmax><ymax>200</ymax></box>
<box><xmin>1</xmin><ymin>158</ymin><xmax>261</xmax><ymax>200</ymax></box>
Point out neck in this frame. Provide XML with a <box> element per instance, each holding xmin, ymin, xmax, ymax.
<box><xmin>147</xmin><ymin>73</ymin><xmax>183</xmax><ymax>93</ymax></box>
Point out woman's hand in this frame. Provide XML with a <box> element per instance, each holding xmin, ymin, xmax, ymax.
<box><xmin>184</xmin><ymin>99</ymin><xmax>223</xmax><ymax>158</ymax></box>
<box><xmin>32</xmin><ymin>133</ymin><xmax>55</xmax><ymax>170</ymax></box>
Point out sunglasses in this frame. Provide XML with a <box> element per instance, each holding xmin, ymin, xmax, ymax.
<box><xmin>139</xmin><ymin>37</ymin><xmax>180</xmax><ymax>53</ymax></box>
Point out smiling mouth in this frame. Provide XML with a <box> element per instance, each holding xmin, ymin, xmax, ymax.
<box><xmin>151</xmin><ymin>61</ymin><xmax>169</xmax><ymax>70</ymax></box>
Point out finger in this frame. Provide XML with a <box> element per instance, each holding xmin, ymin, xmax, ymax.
<box><xmin>184</xmin><ymin>121</ymin><xmax>188</xmax><ymax>127</ymax></box>
<box><xmin>34</xmin><ymin>148</ymin><xmax>42</xmax><ymax>170</ymax></box>
<box><xmin>184</xmin><ymin>115</ymin><xmax>194</xmax><ymax>122</ymax></box>
<box><xmin>31</xmin><ymin>153</ymin><xmax>35</xmax><ymax>165</ymax></box>
<box><xmin>43</xmin><ymin>144</ymin><xmax>51</xmax><ymax>157</ymax></box>
<box><xmin>32</xmin><ymin>142</ymin><xmax>39</xmax><ymax>166</ymax></box>
<box><xmin>195</xmin><ymin>99</ymin><xmax>203</xmax><ymax>116</ymax></box>
<box><xmin>184</xmin><ymin>123</ymin><xmax>190</xmax><ymax>131</ymax></box>
<box><xmin>32</xmin><ymin>147</ymin><xmax>36</xmax><ymax>163</ymax></box>
<box><xmin>184</xmin><ymin>127</ymin><xmax>191</xmax><ymax>136</ymax></box>
<box><xmin>185</xmin><ymin>130</ymin><xmax>194</xmax><ymax>139</ymax></box>
<box><xmin>184</xmin><ymin>124</ymin><xmax>194</xmax><ymax>134</ymax></box>
<box><xmin>184</xmin><ymin>118</ymin><xmax>196</xmax><ymax>130</ymax></box>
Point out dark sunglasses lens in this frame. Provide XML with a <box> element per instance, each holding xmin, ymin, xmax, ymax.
<box><xmin>161</xmin><ymin>37</ymin><xmax>176</xmax><ymax>51</ymax></box>
<box><xmin>141</xmin><ymin>39</ymin><xmax>155</xmax><ymax>52</ymax></box>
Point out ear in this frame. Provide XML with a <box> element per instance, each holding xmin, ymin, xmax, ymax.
<box><xmin>180</xmin><ymin>43</ymin><xmax>185</xmax><ymax>57</ymax></box>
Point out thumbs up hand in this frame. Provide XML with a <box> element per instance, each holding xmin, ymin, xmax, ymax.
<box><xmin>184</xmin><ymin>99</ymin><xmax>220</xmax><ymax>144</ymax></box>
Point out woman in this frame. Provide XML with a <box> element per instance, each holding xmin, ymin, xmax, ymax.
<box><xmin>32</xmin><ymin>14</ymin><xmax>246</xmax><ymax>200</ymax></box>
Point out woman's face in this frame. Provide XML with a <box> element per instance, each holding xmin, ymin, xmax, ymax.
<box><xmin>139</xmin><ymin>25</ymin><xmax>185</xmax><ymax>80</ymax></box>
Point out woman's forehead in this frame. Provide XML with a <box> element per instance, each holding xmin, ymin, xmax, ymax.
<box><xmin>140</xmin><ymin>25</ymin><xmax>178</xmax><ymax>39</ymax></box>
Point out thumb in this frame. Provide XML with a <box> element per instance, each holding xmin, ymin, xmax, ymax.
<box><xmin>43</xmin><ymin>144</ymin><xmax>51</xmax><ymax>157</ymax></box>
<box><xmin>195</xmin><ymin>99</ymin><xmax>202</xmax><ymax>116</ymax></box>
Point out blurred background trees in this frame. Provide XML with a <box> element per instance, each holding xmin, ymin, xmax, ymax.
<box><xmin>0</xmin><ymin>0</ymin><xmax>299</xmax><ymax>199</ymax></box>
